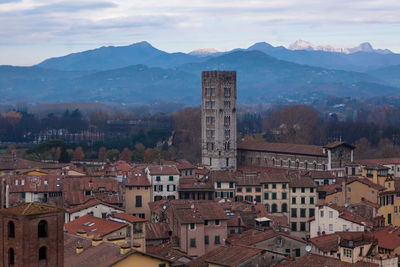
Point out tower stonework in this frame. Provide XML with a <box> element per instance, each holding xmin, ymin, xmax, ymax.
<box><xmin>201</xmin><ymin>71</ymin><xmax>237</xmax><ymax>171</ymax></box>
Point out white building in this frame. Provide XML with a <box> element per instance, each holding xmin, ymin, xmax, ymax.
<box><xmin>146</xmin><ymin>165</ymin><xmax>180</xmax><ymax>201</ymax></box>
<box><xmin>309</xmin><ymin>204</ymin><xmax>371</xmax><ymax>238</ymax></box>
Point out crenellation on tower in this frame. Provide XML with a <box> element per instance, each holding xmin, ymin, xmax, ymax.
<box><xmin>201</xmin><ymin>71</ymin><xmax>237</xmax><ymax>171</ymax></box>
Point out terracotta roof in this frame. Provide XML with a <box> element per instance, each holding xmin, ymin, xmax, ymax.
<box><xmin>146</xmin><ymin>242</ymin><xmax>191</xmax><ymax>263</ymax></box>
<box><xmin>356</xmin><ymin>161</ymin><xmax>390</xmax><ymax>170</ymax></box>
<box><xmin>126</xmin><ymin>168</ymin><xmax>150</xmax><ymax>186</ymax></box>
<box><xmin>306</xmin><ymin>170</ymin><xmax>335</xmax><ymax>179</ymax></box>
<box><xmin>0</xmin><ymin>202</ymin><xmax>63</xmax><ymax>216</ymax></box>
<box><xmin>175</xmin><ymin>159</ymin><xmax>196</xmax><ymax>170</ymax></box>
<box><xmin>373</xmin><ymin>227</ymin><xmax>400</xmax><ymax>250</ymax></box>
<box><xmin>114</xmin><ymin>161</ymin><xmax>132</xmax><ymax>172</ymax></box>
<box><xmin>361</xmin><ymin>199</ymin><xmax>380</xmax><ymax>209</ymax></box>
<box><xmin>310</xmin><ymin>233</ymin><xmax>339</xmax><ymax>253</ymax></box>
<box><xmin>347</xmin><ymin>177</ymin><xmax>385</xmax><ymax>191</ymax></box>
<box><xmin>188</xmin><ymin>245</ymin><xmax>263</xmax><ymax>267</ymax></box>
<box><xmin>318</xmin><ymin>184</ymin><xmax>341</xmax><ymax>195</ymax></box>
<box><xmin>64</xmin><ymin>233</ymin><xmax>125</xmax><ymax>267</ymax></box>
<box><xmin>146</xmin><ymin>222</ymin><xmax>171</xmax><ymax>240</ymax></box>
<box><xmin>234</xmin><ymin>229</ymin><xmax>305</xmax><ymax>246</ymax></box>
<box><xmin>64</xmin><ymin>214</ymin><xmax>126</xmax><ymax>237</ymax></box>
<box><xmin>324</xmin><ymin>141</ymin><xmax>355</xmax><ymax>149</ymax></box>
<box><xmin>275</xmin><ymin>253</ymin><xmax>377</xmax><ymax>267</ymax></box>
<box><xmin>289</xmin><ymin>176</ymin><xmax>316</xmax><ymax>188</ymax></box>
<box><xmin>178</xmin><ymin>177</ymin><xmax>213</xmax><ymax>190</ymax></box>
<box><xmin>357</xmin><ymin>158</ymin><xmax>400</xmax><ymax>165</ymax></box>
<box><xmin>171</xmin><ymin>200</ymin><xmax>228</xmax><ymax>224</ymax></box>
<box><xmin>111</xmin><ymin>212</ymin><xmax>147</xmax><ymax>223</ymax></box>
<box><xmin>238</xmin><ymin>141</ymin><xmax>326</xmax><ymax>157</ymax></box>
<box><xmin>147</xmin><ymin>164</ymin><xmax>179</xmax><ymax>175</ymax></box>
<box><xmin>326</xmin><ymin>204</ymin><xmax>373</xmax><ymax>227</ymax></box>
<box><xmin>66</xmin><ymin>198</ymin><xmax>124</xmax><ymax>213</ymax></box>
<box><xmin>236</xmin><ymin>175</ymin><xmax>262</xmax><ymax>186</ymax></box>
<box><xmin>7</xmin><ymin>174</ymin><xmax>63</xmax><ymax>193</ymax></box>
<box><xmin>262</xmin><ymin>172</ymin><xmax>289</xmax><ymax>183</ymax></box>
<box><xmin>210</xmin><ymin>170</ymin><xmax>236</xmax><ymax>182</ymax></box>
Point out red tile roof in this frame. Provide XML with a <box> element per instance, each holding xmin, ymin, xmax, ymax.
<box><xmin>146</xmin><ymin>222</ymin><xmax>171</xmax><ymax>240</ymax></box>
<box><xmin>275</xmin><ymin>253</ymin><xmax>377</xmax><ymax>267</ymax></box>
<box><xmin>289</xmin><ymin>176</ymin><xmax>316</xmax><ymax>188</ymax></box>
<box><xmin>210</xmin><ymin>170</ymin><xmax>236</xmax><ymax>182</ymax></box>
<box><xmin>178</xmin><ymin>177</ymin><xmax>213</xmax><ymax>190</ymax></box>
<box><xmin>188</xmin><ymin>245</ymin><xmax>263</xmax><ymax>267</ymax></box>
<box><xmin>323</xmin><ymin>141</ymin><xmax>355</xmax><ymax>149</ymax></box>
<box><xmin>0</xmin><ymin>202</ymin><xmax>63</xmax><ymax>216</ymax></box>
<box><xmin>126</xmin><ymin>168</ymin><xmax>150</xmax><ymax>186</ymax></box>
<box><xmin>7</xmin><ymin>174</ymin><xmax>63</xmax><ymax>193</ymax></box>
<box><xmin>326</xmin><ymin>204</ymin><xmax>373</xmax><ymax>227</ymax></box>
<box><xmin>310</xmin><ymin>233</ymin><xmax>339</xmax><ymax>253</ymax></box>
<box><xmin>238</xmin><ymin>141</ymin><xmax>326</xmax><ymax>157</ymax></box>
<box><xmin>373</xmin><ymin>227</ymin><xmax>400</xmax><ymax>250</ymax></box>
<box><xmin>347</xmin><ymin>177</ymin><xmax>385</xmax><ymax>191</ymax></box>
<box><xmin>146</xmin><ymin>242</ymin><xmax>191</xmax><ymax>263</ymax></box>
<box><xmin>111</xmin><ymin>212</ymin><xmax>147</xmax><ymax>223</ymax></box>
<box><xmin>357</xmin><ymin>158</ymin><xmax>400</xmax><ymax>165</ymax></box>
<box><xmin>171</xmin><ymin>200</ymin><xmax>228</xmax><ymax>224</ymax></box>
<box><xmin>64</xmin><ymin>214</ymin><xmax>126</xmax><ymax>237</ymax></box>
<box><xmin>66</xmin><ymin>198</ymin><xmax>124</xmax><ymax>213</ymax></box>
<box><xmin>147</xmin><ymin>164</ymin><xmax>179</xmax><ymax>175</ymax></box>
<box><xmin>235</xmin><ymin>229</ymin><xmax>305</xmax><ymax>246</ymax></box>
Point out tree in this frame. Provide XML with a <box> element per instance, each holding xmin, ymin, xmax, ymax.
<box><xmin>6</xmin><ymin>144</ymin><xmax>16</xmax><ymax>155</ymax></box>
<box><xmin>59</xmin><ymin>147</ymin><xmax>71</xmax><ymax>163</ymax></box>
<box><xmin>133</xmin><ymin>143</ymin><xmax>145</xmax><ymax>162</ymax></box>
<box><xmin>120</xmin><ymin>147</ymin><xmax>133</xmax><ymax>162</ymax></box>
<box><xmin>106</xmin><ymin>149</ymin><xmax>120</xmax><ymax>162</ymax></box>
<box><xmin>98</xmin><ymin>147</ymin><xmax>106</xmax><ymax>161</ymax></box>
<box><xmin>73</xmin><ymin>146</ymin><xmax>85</xmax><ymax>160</ymax></box>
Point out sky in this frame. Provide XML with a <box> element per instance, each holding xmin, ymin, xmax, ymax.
<box><xmin>0</xmin><ymin>0</ymin><xmax>400</xmax><ymax>66</ymax></box>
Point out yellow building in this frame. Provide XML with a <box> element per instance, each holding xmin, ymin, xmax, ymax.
<box><xmin>362</xmin><ymin>164</ymin><xmax>390</xmax><ymax>187</ymax></box>
<box><xmin>111</xmin><ymin>250</ymin><xmax>172</xmax><ymax>267</ymax></box>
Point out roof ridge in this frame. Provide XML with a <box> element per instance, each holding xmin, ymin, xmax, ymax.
<box><xmin>22</xmin><ymin>202</ymin><xmax>34</xmax><ymax>215</ymax></box>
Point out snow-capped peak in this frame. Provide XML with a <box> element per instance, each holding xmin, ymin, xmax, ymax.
<box><xmin>188</xmin><ymin>48</ymin><xmax>219</xmax><ymax>56</ymax></box>
<box><xmin>288</xmin><ymin>40</ymin><xmax>392</xmax><ymax>54</ymax></box>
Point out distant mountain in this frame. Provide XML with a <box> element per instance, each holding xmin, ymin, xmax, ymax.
<box><xmin>37</xmin><ymin>41</ymin><xmax>207</xmax><ymax>71</ymax></box>
<box><xmin>189</xmin><ymin>48</ymin><xmax>220</xmax><ymax>57</ymax></box>
<box><xmin>288</xmin><ymin>40</ymin><xmax>392</xmax><ymax>54</ymax></box>
<box><xmin>247</xmin><ymin>42</ymin><xmax>400</xmax><ymax>71</ymax></box>
<box><xmin>368</xmin><ymin>65</ymin><xmax>400</xmax><ymax>87</ymax></box>
<box><xmin>1</xmin><ymin>50</ymin><xmax>398</xmax><ymax>105</ymax></box>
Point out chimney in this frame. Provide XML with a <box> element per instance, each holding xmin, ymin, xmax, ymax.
<box><xmin>77</xmin><ymin>229</ymin><xmax>87</xmax><ymax>237</ymax></box>
<box><xmin>120</xmin><ymin>243</ymin><xmax>131</xmax><ymax>255</ymax></box>
<box><xmin>76</xmin><ymin>242</ymin><xmax>84</xmax><ymax>254</ymax></box>
<box><xmin>92</xmin><ymin>236</ymin><xmax>102</xmax><ymax>247</ymax></box>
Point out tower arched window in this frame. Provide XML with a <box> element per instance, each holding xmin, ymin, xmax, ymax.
<box><xmin>8</xmin><ymin>221</ymin><xmax>15</xmax><ymax>238</ymax></box>
<box><xmin>38</xmin><ymin>220</ymin><xmax>48</xmax><ymax>238</ymax></box>
<box><xmin>39</xmin><ymin>246</ymin><xmax>47</xmax><ymax>261</ymax></box>
<box><xmin>295</xmin><ymin>161</ymin><xmax>299</xmax><ymax>169</ymax></box>
<box><xmin>314</xmin><ymin>162</ymin><xmax>317</xmax><ymax>170</ymax></box>
<box><xmin>8</xmin><ymin>248</ymin><xmax>15</xmax><ymax>265</ymax></box>
<box><xmin>305</xmin><ymin>162</ymin><xmax>308</xmax><ymax>170</ymax></box>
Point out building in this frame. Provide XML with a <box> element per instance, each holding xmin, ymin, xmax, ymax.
<box><xmin>0</xmin><ymin>202</ymin><xmax>64</xmax><ymax>267</ymax></box>
<box><xmin>146</xmin><ymin>164</ymin><xmax>180</xmax><ymax>201</ymax></box>
<box><xmin>289</xmin><ymin>175</ymin><xmax>316</xmax><ymax>236</ymax></box>
<box><xmin>358</xmin><ymin>158</ymin><xmax>400</xmax><ymax>178</ymax></box>
<box><xmin>235</xmin><ymin>174</ymin><xmax>262</xmax><ymax>202</ymax></box>
<box><xmin>261</xmin><ymin>172</ymin><xmax>289</xmax><ymax>217</ymax></box>
<box><xmin>378</xmin><ymin>178</ymin><xmax>400</xmax><ymax>225</ymax></box>
<box><xmin>310</xmin><ymin>204</ymin><xmax>372</xmax><ymax>238</ymax></box>
<box><xmin>65</xmin><ymin>198</ymin><xmax>124</xmax><ymax>223</ymax></box>
<box><xmin>237</xmin><ymin>141</ymin><xmax>355</xmax><ymax>176</ymax></box>
<box><xmin>125</xmin><ymin>168</ymin><xmax>152</xmax><ymax>219</ymax></box>
<box><xmin>178</xmin><ymin>177</ymin><xmax>214</xmax><ymax>201</ymax></box>
<box><xmin>201</xmin><ymin>71</ymin><xmax>237</xmax><ymax>171</ymax></box>
<box><xmin>210</xmin><ymin>170</ymin><xmax>236</xmax><ymax>200</ymax></box>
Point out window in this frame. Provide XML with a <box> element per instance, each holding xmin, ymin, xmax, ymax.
<box><xmin>264</xmin><ymin>184</ymin><xmax>268</xmax><ymax>189</ymax></box>
<box><xmin>310</xmin><ymin>187</ymin><xmax>314</xmax><ymax>193</ymax></box>
<box><xmin>282</xmin><ymin>192</ymin><xmax>287</xmax><ymax>199</ymax></box>
<box><xmin>136</xmin><ymin>196</ymin><xmax>142</xmax><ymax>207</ymax></box>
<box><xmin>190</xmin><ymin>238</ymin><xmax>196</xmax><ymax>247</ymax></box>
<box><xmin>205</xmin><ymin>235</ymin><xmax>209</xmax><ymax>244</ymax></box>
<box><xmin>264</xmin><ymin>193</ymin><xmax>269</xmax><ymax>200</ymax></box>
<box><xmin>224</xmin><ymin>87</ymin><xmax>231</xmax><ymax>97</ymax></box>
<box><xmin>295</xmin><ymin>248</ymin><xmax>301</xmax><ymax>257</ymax></box>
<box><xmin>159</xmin><ymin>264</ymin><xmax>166</xmax><ymax>267</ymax></box>
<box><xmin>8</xmin><ymin>221</ymin><xmax>15</xmax><ymax>238</ymax></box>
<box><xmin>256</xmin><ymin>187</ymin><xmax>261</xmax><ymax>192</ymax></box>
<box><xmin>158</xmin><ymin>185</ymin><xmax>163</xmax><ymax>191</ymax></box>
<box><xmin>224</xmin><ymin>116</ymin><xmax>230</xmax><ymax>126</ymax></box>
<box><xmin>285</xmin><ymin>248</ymin><xmax>290</xmax><ymax>255</ymax></box>
<box><xmin>217</xmin><ymin>182</ymin><xmax>221</xmax><ymax>188</ymax></box>
<box><xmin>272</xmin><ymin>193</ymin><xmax>277</xmax><ymax>199</ymax></box>
<box><xmin>204</xmin><ymin>220</ymin><xmax>209</xmax><ymax>226</ymax></box>
<box><xmin>215</xmin><ymin>219</ymin><xmax>220</xmax><ymax>226</ymax></box>
<box><xmin>190</xmin><ymin>223</ymin><xmax>195</xmax><ymax>230</ymax></box>
<box><xmin>300</xmin><ymin>208</ymin><xmax>306</xmax><ymax>218</ymax></box>
<box><xmin>309</xmin><ymin>208</ymin><xmax>315</xmax><ymax>217</ymax></box>
<box><xmin>320</xmin><ymin>210</ymin><xmax>324</xmax><ymax>217</ymax></box>
<box><xmin>310</xmin><ymin>197</ymin><xmax>314</xmax><ymax>204</ymax></box>
<box><xmin>169</xmin><ymin>176</ymin><xmax>173</xmax><ymax>181</ymax></box>
<box><xmin>347</xmin><ymin>187</ymin><xmax>351</xmax><ymax>193</ymax></box>
<box><xmin>224</xmin><ymin>101</ymin><xmax>231</xmax><ymax>108</ymax></box>
<box><xmin>215</xmin><ymin>235</ymin><xmax>220</xmax><ymax>244</ymax></box>
<box><xmin>255</xmin><ymin>195</ymin><xmax>261</xmax><ymax>202</ymax></box>
<box><xmin>282</xmin><ymin>203</ymin><xmax>288</xmax><ymax>212</ymax></box>
<box><xmin>301</xmin><ymin>187</ymin><xmax>305</xmax><ymax>193</ymax></box>
<box><xmin>329</xmin><ymin>211</ymin><xmax>333</xmax><ymax>218</ymax></box>
<box><xmin>300</xmin><ymin>222</ymin><xmax>306</xmax><ymax>231</ymax></box>
<box><xmin>334</xmin><ymin>197</ymin><xmax>338</xmax><ymax>203</ymax></box>
<box><xmin>272</xmin><ymin>184</ymin><xmax>277</xmax><ymax>189</ymax></box>
<box><xmin>292</xmin><ymin>197</ymin><xmax>296</xmax><ymax>204</ymax></box>
<box><xmin>237</xmin><ymin>187</ymin><xmax>242</xmax><ymax>192</ymax></box>
<box><xmin>301</xmin><ymin>197</ymin><xmax>305</xmax><ymax>204</ymax></box>
<box><xmin>343</xmin><ymin>248</ymin><xmax>352</xmax><ymax>258</ymax></box>
<box><xmin>246</xmin><ymin>187</ymin><xmax>251</xmax><ymax>192</ymax></box>
<box><xmin>272</xmin><ymin>204</ymin><xmax>278</xmax><ymax>213</ymax></box>
<box><xmin>291</xmin><ymin>208</ymin><xmax>297</xmax><ymax>218</ymax></box>
<box><xmin>329</xmin><ymin>224</ymin><xmax>333</xmax><ymax>231</ymax></box>
<box><xmin>292</xmin><ymin>188</ymin><xmax>296</xmax><ymax>193</ymax></box>
<box><xmin>8</xmin><ymin>248</ymin><xmax>14</xmax><ymax>265</ymax></box>
<box><xmin>156</xmin><ymin>176</ymin><xmax>160</xmax><ymax>181</ymax></box>
<box><xmin>38</xmin><ymin>220</ymin><xmax>48</xmax><ymax>238</ymax></box>
<box><xmin>102</xmin><ymin>213</ymin><xmax>107</xmax><ymax>219</ymax></box>
<box><xmin>282</xmin><ymin>183</ymin><xmax>287</xmax><ymax>189</ymax></box>
<box><xmin>291</xmin><ymin>222</ymin><xmax>297</xmax><ymax>231</ymax></box>
<box><xmin>229</xmin><ymin>182</ymin><xmax>234</xmax><ymax>188</ymax></box>
<box><xmin>39</xmin><ymin>246</ymin><xmax>47</xmax><ymax>261</ymax></box>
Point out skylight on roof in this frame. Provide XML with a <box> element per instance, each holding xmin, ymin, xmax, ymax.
<box><xmin>91</xmin><ymin>228</ymin><xmax>98</xmax><ymax>232</ymax></box>
<box><xmin>88</xmin><ymin>223</ymin><xmax>95</xmax><ymax>227</ymax></box>
<box><xmin>83</xmin><ymin>221</ymin><xmax>91</xmax><ymax>226</ymax></box>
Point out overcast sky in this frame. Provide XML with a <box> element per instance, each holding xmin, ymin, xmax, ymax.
<box><xmin>1</xmin><ymin>0</ymin><xmax>399</xmax><ymax>65</ymax></box>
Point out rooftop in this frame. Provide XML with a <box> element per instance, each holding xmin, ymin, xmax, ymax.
<box><xmin>0</xmin><ymin>202</ymin><xmax>63</xmax><ymax>216</ymax></box>
<box><xmin>238</xmin><ymin>141</ymin><xmax>326</xmax><ymax>157</ymax></box>
<box><xmin>64</xmin><ymin>214</ymin><xmax>126</xmax><ymax>237</ymax></box>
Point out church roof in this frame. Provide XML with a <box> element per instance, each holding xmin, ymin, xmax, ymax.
<box><xmin>0</xmin><ymin>202</ymin><xmax>64</xmax><ymax>216</ymax></box>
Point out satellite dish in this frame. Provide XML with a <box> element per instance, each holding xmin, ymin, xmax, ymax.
<box><xmin>305</xmin><ymin>245</ymin><xmax>312</xmax><ymax>252</ymax></box>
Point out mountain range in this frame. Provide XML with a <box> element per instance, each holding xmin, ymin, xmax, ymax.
<box><xmin>1</xmin><ymin>41</ymin><xmax>399</xmax><ymax>105</ymax></box>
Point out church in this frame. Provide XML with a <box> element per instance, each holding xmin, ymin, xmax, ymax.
<box><xmin>201</xmin><ymin>70</ymin><xmax>355</xmax><ymax>176</ymax></box>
